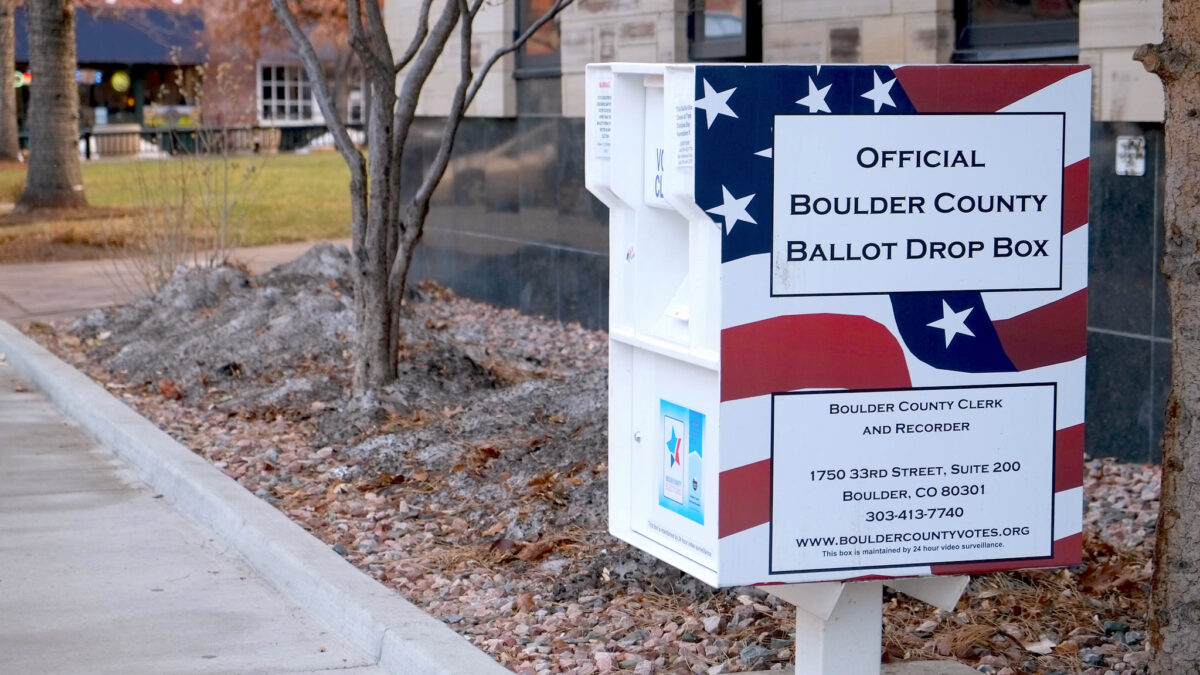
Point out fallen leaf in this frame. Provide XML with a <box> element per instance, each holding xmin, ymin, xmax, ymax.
<box><xmin>517</xmin><ymin>540</ymin><xmax>553</xmax><ymax>562</ymax></box>
<box><xmin>516</xmin><ymin>593</ymin><xmax>535</xmax><ymax>612</ymax></box>
<box><xmin>377</xmin><ymin>472</ymin><xmax>406</xmax><ymax>487</ymax></box>
<box><xmin>999</xmin><ymin>623</ymin><xmax>1025</xmax><ymax>641</ymax></box>
<box><xmin>1081</xmin><ymin>558</ymin><xmax>1141</xmax><ymax>594</ymax></box>
<box><xmin>490</xmin><ymin>538</ymin><xmax>518</xmax><ymax>556</ymax></box>
<box><xmin>1022</xmin><ymin>638</ymin><xmax>1057</xmax><ymax>655</ymax></box>
<box><xmin>474</xmin><ymin>443</ymin><xmax>500</xmax><ymax>459</ymax></box>
<box><xmin>1055</xmin><ymin>640</ymin><xmax>1079</xmax><ymax>654</ymax></box>
<box><xmin>158</xmin><ymin>379</ymin><xmax>183</xmax><ymax>400</ymax></box>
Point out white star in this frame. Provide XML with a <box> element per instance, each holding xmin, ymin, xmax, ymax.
<box><xmin>797</xmin><ymin>77</ymin><xmax>832</xmax><ymax>113</ymax></box>
<box><xmin>706</xmin><ymin>186</ymin><xmax>756</xmax><ymax>234</ymax></box>
<box><xmin>695</xmin><ymin>79</ymin><xmax>738</xmax><ymax>129</ymax></box>
<box><xmin>926</xmin><ymin>300</ymin><xmax>976</xmax><ymax>348</ymax></box>
<box><xmin>755</xmin><ymin>147</ymin><xmax>772</xmax><ymax>158</ymax></box>
<box><xmin>861</xmin><ymin>71</ymin><xmax>896</xmax><ymax>113</ymax></box>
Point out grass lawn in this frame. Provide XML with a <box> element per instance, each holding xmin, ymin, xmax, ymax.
<box><xmin>0</xmin><ymin>152</ymin><xmax>353</xmax><ymax>262</ymax></box>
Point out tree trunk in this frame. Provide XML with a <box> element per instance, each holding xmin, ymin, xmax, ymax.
<box><xmin>1136</xmin><ymin>4</ymin><xmax>1200</xmax><ymax>672</ymax></box>
<box><xmin>352</xmin><ymin>72</ymin><xmax>399</xmax><ymax>393</ymax></box>
<box><xmin>0</xmin><ymin>0</ymin><xmax>20</xmax><ymax>160</ymax></box>
<box><xmin>16</xmin><ymin>0</ymin><xmax>85</xmax><ymax>211</ymax></box>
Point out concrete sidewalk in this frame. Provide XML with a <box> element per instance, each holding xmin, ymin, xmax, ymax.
<box><xmin>0</xmin><ymin>358</ymin><xmax>384</xmax><ymax>674</ymax></box>
<box><xmin>0</xmin><ymin>239</ymin><xmax>350</xmax><ymax>323</ymax></box>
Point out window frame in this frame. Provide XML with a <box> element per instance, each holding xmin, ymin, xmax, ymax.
<box><xmin>256</xmin><ymin>61</ymin><xmax>322</xmax><ymax>127</ymax></box>
<box><xmin>347</xmin><ymin>89</ymin><xmax>364</xmax><ymax>125</ymax></box>
<box><xmin>514</xmin><ymin>0</ymin><xmax>561</xmax><ymax>79</ymax></box>
<box><xmin>687</xmin><ymin>0</ymin><xmax>762</xmax><ymax>63</ymax></box>
<box><xmin>952</xmin><ymin>0</ymin><xmax>1080</xmax><ymax>63</ymax></box>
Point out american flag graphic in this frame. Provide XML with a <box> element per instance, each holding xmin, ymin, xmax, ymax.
<box><xmin>697</xmin><ymin>65</ymin><xmax>1089</xmax><ymax>582</ymax></box>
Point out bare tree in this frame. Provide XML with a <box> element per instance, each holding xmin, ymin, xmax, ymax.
<box><xmin>1135</xmin><ymin>3</ymin><xmax>1200</xmax><ymax>672</ymax></box>
<box><xmin>270</xmin><ymin>0</ymin><xmax>572</xmax><ymax>396</ymax></box>
<box><xmin>0</xmin><ymin>0</ymin><xmax>20</xmax><ymax>161</ymax></box>
<box><xmin>17</xmin><ymin>0</ymin><xmax>86</xmax><ymax>210</ymax></box>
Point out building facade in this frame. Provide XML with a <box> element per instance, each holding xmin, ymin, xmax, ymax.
<box><xmin>385</xmin><ymin>0</ymin><xmax>1168</xmax><ymax>464</ymax></box>
<box><xmin>13</xmin><ymin>1</ymin><xmax>360</xmax><ymax>154</ymax></box>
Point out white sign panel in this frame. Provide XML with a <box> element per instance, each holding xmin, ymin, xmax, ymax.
<box><xmin>770</xmin><ymin>384</ymin><xmax>1055</xmax><ymax>575</ymax></box>
<box><xmin>772</xmin><ymin>114</ymin><xmax>1065</xmax><ymax>296</ymax></box>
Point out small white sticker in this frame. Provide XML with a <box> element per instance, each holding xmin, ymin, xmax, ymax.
<box><xmin>1115</xmin><ymin>135</ymin><xmax>1146</xmax><ymax>176</ymax></box>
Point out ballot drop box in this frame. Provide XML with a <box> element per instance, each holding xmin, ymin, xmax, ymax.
<box><xmin>586</xmin><ymin>63</ymin><xmax>1090</xmax><ymax>588</ymax></box>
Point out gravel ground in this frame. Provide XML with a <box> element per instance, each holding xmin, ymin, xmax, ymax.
<box><xmin>22</xmin><ymin>249</ymin><xmax>1158</xmax><ymax>674</ymax></box>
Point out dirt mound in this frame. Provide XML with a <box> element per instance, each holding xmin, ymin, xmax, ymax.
<box><xmin>75</xmin><ymin>244</ymin><xmax>356</xmax><ymax>406</ymax></box>
<box><xmin>71</xmin><ymin>241</ymin><xmax>616</xmax><ymax>562</ymax></box>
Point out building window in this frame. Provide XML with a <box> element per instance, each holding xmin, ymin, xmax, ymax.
<box><xmin>258</xmin><ymin>63</ymin><xmax>320</xmax><ymax>125</ymax></box>
<box><xmin>515</xmin><ymin>0</ymin><xmax>561</xmax><ymax>76</ymax></box>
<box><xmin>347</xmin><ymin>90</ymin><xmax>363</xmax><ymax>124</ymax></box>
<box><xmin>953</xmin><ymin>0</ymin><xmax>1079</xmax><ymax>62</ymax></box>
<box><xmin>688</xmin><ymin>0</ymin><xmax>761</xmax><ymax>62</ymax></box>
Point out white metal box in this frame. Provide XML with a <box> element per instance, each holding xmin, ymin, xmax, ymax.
<box><xmin>586</xmin><ymin>63</ymin><xmax>1090</xmax><ymax>587</ymax></box>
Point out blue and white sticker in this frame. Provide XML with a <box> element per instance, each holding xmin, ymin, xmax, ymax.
<box><xmin>659</xmin><ymin>399</ymin><xmax>704</xmax><ymax>524</ymax></box>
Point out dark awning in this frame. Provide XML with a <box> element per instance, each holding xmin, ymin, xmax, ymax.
<box><xmin>15</xmin><ymin>6</ymin><xmax>206</xmax><ymax>66</ymax></box>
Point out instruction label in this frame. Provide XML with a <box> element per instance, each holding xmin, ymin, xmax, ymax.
<box><xmin>593</xmin><ymin>73</ymin><xmax>613</xmax><ymax>159</ymax></box>
<box><xmin>673</xmin><ymin>84</ymin><xmax>694</xmax><ymax>169</ymax></box>
<box><xmin>769</xmin><ymin>384</ymin><xmax>1055</xmax><ymax>574</ymax></box>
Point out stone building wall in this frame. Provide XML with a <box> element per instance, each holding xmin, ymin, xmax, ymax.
<box><xmin>380</xmin><ymin>0</ymin><xmax>1167</xmax><ymax>123</ymax></box>
<box><xmin>1079</xmin><ymin>0</ymin><xmax>1163</xmax><ymax>122</ymax></box>
<box><xmin>559</xmin><ymin>0</ymin><xmax>685</xmax><ymax>118</ymax></box>
<box><xmin>760</xmin><ymin>0</ymin><xmax>953</xmax><ymax>64</ymax></box>
<box><xmin>384</xmin><ymin>0</ymin><xmax>516</xmax><ymax>118</ymax></box>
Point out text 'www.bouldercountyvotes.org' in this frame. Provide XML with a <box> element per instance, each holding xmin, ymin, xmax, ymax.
<box><xmin>794</xmin><ymin>526</ymin><xmax>1030</xmax><ymax>548</ymax></box>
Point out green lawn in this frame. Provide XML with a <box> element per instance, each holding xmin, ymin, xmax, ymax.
<box><xmin>0</xmin><ymin>152</ymin><xmax>353</xmax><ymax>247</ymax></box>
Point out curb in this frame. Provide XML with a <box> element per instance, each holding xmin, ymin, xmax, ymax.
<box><xmin>0</xmin><ymin>320</ymin><xmax>507</xmax><ymax>675</ymax></box>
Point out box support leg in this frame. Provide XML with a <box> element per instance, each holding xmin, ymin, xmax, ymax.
<box><xmin>765</xmin><ymin>576</ymin><xmax>968</xmax><ymax>675</ymax></box>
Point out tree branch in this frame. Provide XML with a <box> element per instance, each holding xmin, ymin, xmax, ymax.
<box><xmin>270</xmin><ymin>0</ymin><xmax>363</xmax><ymax>172</ymax></box>
<box><xmin>362</xmin><ymin>0</ymin><xmax>394</xmax><ymax>69</ymax></box>
<box><xmin>386</xmin><ymin>0</ymin><xmax>575</xmax><ymax>296</ymax></box>
<box><xmin>393</xmin><ymin>0</ymin><xmax>434</xmax><ymax>73</ymax></box>
<box><xmin>464</xmin><ymin>0</ymin><xmax>573</xmax><ymax>110</ymax></box>
<box><xmin>389</xmin><ymin>0</ymin><xmax>461</xmax><ymax>178</ymax></box>
<box><xmin>346</xmin><ymin>0</ymin><xmax>389</xmax><ymax>79</ymax></box>
<box><xmin>344</xmin><ymin>0</ymin><xmax>371</xmax><ymax>64</ymax></box>
<box><xmin>388</xmin><ymin>0</ymin><xmax>473</xmax><ymax>296</ymax></box>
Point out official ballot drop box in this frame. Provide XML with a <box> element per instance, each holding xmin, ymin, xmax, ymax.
<box><xmin>585</xmin><ymin>63</ymin><xmax>1090</xmax><ymax>588</ymax></box>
